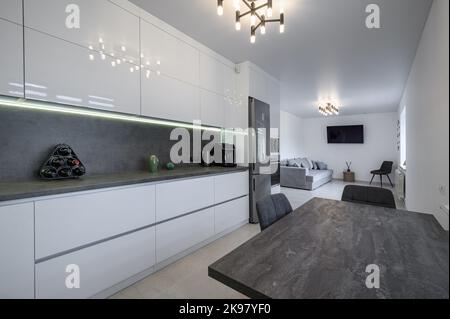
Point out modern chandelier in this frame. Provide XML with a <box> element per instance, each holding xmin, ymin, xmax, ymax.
<box><xmin>216</xmin><ymin>0</ymin><xmax>285</xmax><ymax>43</ymax></box>
<box><xmin>318</xmin><ymin>103</ymin><xmax>340</xmax><ymax>116</ymax></box>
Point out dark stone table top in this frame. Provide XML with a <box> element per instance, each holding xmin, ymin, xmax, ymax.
<box><xmin>0</xmin><ymin>166</ymin><xmax>248</xmax><ymax>202</ymax></box>
<box><xmin>209</xmin><ymin>197</ymin><xmax>449</xmax><ymax>299</ymax></box>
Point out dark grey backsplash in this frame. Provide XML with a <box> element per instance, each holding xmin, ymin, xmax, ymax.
<box><xmin>0</xmin><ymin>107</ymin><xmax>212</xmax><ymax>181</ymax></box>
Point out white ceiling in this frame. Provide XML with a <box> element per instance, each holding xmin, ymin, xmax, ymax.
<box><xmin>130</xmin><ymin>0</ymin><xmax>432</xmax><ymax>118</ymax></box>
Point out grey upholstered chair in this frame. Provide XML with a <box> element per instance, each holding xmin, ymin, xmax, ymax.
<box><xmin>370</xmin><ymin>161</ymin><xmax>394</xmax><ymax>188</ymax></box>
<box><xmin>256</xmin><ymin>194</ymin><xmax>293</xmax><ymax>231</ymax></box>
<box><xmin>342</xmin><ymin>185</ymin><xmax>396</xmax><ymax>209</ymax></box>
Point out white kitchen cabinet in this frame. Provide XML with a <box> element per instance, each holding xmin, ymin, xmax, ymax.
<box><xmin>156</xmin><ymin>208</ymin><xmax>214</xmax><ymax>263</ymax></box>
<box><xmin>36</xmin><ymin>227</ymin><xmax>156</xmax><ymax>299</ymax></box>
<box><xmin>25</xmin><ymin>29</ymin><xmax>140</xmax><ymax>115</ymax></box>
<box><xmin>141</xmin><ymin>71</ymin><xmax>200</xmax><ymax>123</ymax></box>
<box><xmin>0</xmin><ymin>203</ymin><xmax>34</xmax><ymax>299</ymax></box>
<box><xmin>200</xmin><ymin>52</ymin><xmax>224</xmax><ymax>95</ymax></box>
<box><xmin>140</xmin><ymin>19</ymin><xmax>199</xmax><ymax>85</ymax></box>
<box><xmin>214</xmin><ymin>196</ymin><xmax>249</xmax><ymax>234</ymax></box>
<box><xmin>0</xmin><ymin>0</ymin><xmax>22</xmax><ymax>24</ymax></box>
<box><xmin>24</xmin><ymin>0</ymin><xmax>140</xmax><ymax>61</ymax></box>
<box><xmin>200</xmin><ymin>89</ymin><xmax>225</xmax><ymax>128</ymax></box>
<box><xmin>155</xmin><ymin>177</ymin><xmax>214</xmax><ymax>222</ymax></box>
<box><xmin>0</xmin><ymin>19</ymin><xmax>24</xmax><ymax>98</ymax></box>
<box><xmin>223</xmin><ymin>64</ymin><xmax>237</xmax><ymax>98</ymax></box>
<box><xmin>249</xmin><ymin>66</ymin><xmax>269</xmax><ymax>103</ymax></box>
<box><xmin>35</xmin><ymin>185</ymin><xmax>155</xmax><ymax>260</ymax></box>
<box><xmin>214</xmin><ymin>171</ymin><xmax>249</xmax><ymax>204</ymax></box>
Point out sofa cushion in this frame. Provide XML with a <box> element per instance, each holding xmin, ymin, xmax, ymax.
<box><xmin>317</xmin><ymin>161</ymin><xmax>328</xmax><ymax>170</ymax></box>
<box><xmin>306</xmin><ymin>169</ymin><xmax>333</xmax><ymax>183</ymax></box>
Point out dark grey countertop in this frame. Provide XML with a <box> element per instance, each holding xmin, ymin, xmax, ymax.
<box><xmin>209</xmin><ymin>197</ymin><xmax>449</xmax><ymax>299</ymax></box>
<box><xmin>0</xmin><ymin>166</ymin><xmax>248</xmax><ymax>202</ymax></box>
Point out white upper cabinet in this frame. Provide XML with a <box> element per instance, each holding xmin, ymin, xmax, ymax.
<box><xmin>249</xmin><ymin>66</ymin><xmax>269</xmax><ymax>103</ymax></box>
<box><xmin>223</xmin><ymin>64</ymin><xmax>237</xmax><ymax>98</ymax></box>
<box><xmin>24</xmin><ymin>0</ymin><xmax>140</xmax><ymax>61</ymax></box>
<box><xmin>200</xmin><ymin>52</ymin><xmax>224</xmax><ymax>95</ymax></box>
<box><xmin>0</xmin><ymin>203</ymin><xmax>34</xmax><ymax>299</ymax></box>
<box><xmin>0</xmin><ymin>0</ymin><xmax>23</xmax><ymax>24</ymax></box>
<box><xmin>25</xmin><ymin>29</ymin><xmax>140</xmax><ymax>114</ymax></box>
<box><xmin>140</xmin><ymin>19</ymin><xmax>199</xmax><ymax>85</ymax></box>
<box><xmin>200</xmin><ymin>89</ymin><xmax>225</xmax><ymax>128</ymax></box>
<box><xmin>0</xmin><ymin>19</ymin><xmax>24</xmax><ymax>98</ymax></box>
<box><xmin>141</xmin><ymin>71</ymin><xmax>200</xmax><ymax>123</ymax></box>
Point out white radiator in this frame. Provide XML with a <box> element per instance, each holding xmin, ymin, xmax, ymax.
<box><xmin>395</xmin><ymin>169</ymin><xmax>406</xmax><ymax>200</ymax></box>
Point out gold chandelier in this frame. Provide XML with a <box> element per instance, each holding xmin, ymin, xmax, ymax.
<box><xmin>319</xmin><ymin>103</ymin><xmax>340</xmax><ymax>116</ymax></box>
<box><xmin>217</xmin><ymin>0</ymin><xmax>285</xmax><ymax>43</ymax></box>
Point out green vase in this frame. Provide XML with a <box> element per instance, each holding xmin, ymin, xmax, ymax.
<box><xmin>166</xmin><ymin>162</ymin><xmax>175</xmax><ymax>171</ymax></box>
<box><xmin>148</xmin><ymin>155</ymin><xmax>159</xmax><ymax>173</ymax></box>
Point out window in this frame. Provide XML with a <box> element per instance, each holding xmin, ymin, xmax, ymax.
<box><xmin>400</xmin><ymin>108</ymin><xmax>407</xmax><ymax>169</ymax></box>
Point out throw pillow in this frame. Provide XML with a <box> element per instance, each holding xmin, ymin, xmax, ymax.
<box><xmin>305</xmin><ymin>158</ymin><xmax>314</xmax><ymax>169</ymax></box>
<box><xmin>312</xmin><ymin>161</ymin><xmax>318</xmax><ymax>170</ymax></box>
<box><xmin>317</xmin><ymin>162</ymin><xmax>328</xmax><ymax>170</ymax></box>
<box><xmin>280</xmin><ymin>159</ymin><xmax>288</xmax><ymax>167</ymax></box>
<box><xmin>301</xmin><ymin>158</ymin><xmax>312</xmax><ymax>170</ymax></box>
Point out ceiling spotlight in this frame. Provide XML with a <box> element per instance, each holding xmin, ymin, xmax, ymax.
<box><xmin>217</xmin><ymin>0</ymin><xmax>224</xmax><ymax>16</ymax></box>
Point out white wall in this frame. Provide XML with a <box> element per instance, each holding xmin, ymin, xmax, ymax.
<box><xmin>280</xmin><ymin>111</ymin><xmax>305</xmax><ymax>159</ymax></box>
<box><xmin>301</xmin><ymin>113</ymin><xmax>398</xmax><ymax>182</ymax></box>
<box><xmin>398</xmin><ymin>0</ymin><xmax>449</xmax><ymax>229</ymax></box>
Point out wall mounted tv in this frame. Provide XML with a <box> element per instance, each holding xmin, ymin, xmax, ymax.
<box><xmin>327</xmin><ymin>125</ymin><xmax>364</xmax><ymax>144</ymax></box>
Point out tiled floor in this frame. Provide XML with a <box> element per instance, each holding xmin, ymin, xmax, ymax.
<box><xmin>111</xmin><ymin>180</ymin><xmax>404</xmax><ymax>299</ymax></box>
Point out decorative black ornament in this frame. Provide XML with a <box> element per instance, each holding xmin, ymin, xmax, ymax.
<box><xmin>39</xmin><ymin>144</ymin><xmax>86</xmax><ymax>180</ymax></box>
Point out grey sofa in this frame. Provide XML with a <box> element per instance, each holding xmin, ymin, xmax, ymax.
<box><xmin>281</xmin><ymin>159</ymin><xmax>333</xmax><ymax>190</ymax></box>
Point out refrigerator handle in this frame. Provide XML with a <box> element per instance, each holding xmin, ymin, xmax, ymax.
<box><xmin>253</xmin><ymin>178</ymin><xmax>256</xmax><ymax>192</ymax></box>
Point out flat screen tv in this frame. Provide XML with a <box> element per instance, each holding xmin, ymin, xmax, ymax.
<box><xmin>327</xmin><ymin>125</ymin><xmax>364</xmax><ymax>144</ymax></box>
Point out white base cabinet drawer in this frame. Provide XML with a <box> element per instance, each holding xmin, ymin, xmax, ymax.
<box><xmin>0</xmin><ymin>203</ymin><xmax>34</xmax><ymax>299</ymax></box>
<box><xmin>36</xmin><ymin>227</ymin><xmax>156</xmax><ymax>299</ymax></box>
<box><xmin>156</xmin><ymin>177</ymin><xmax>214</xmax><ymax>222</ymax></box>
<box><xmin>214</xmin><ymin>196</ymin><xmax>249</xmax><ymax>234</ymax></box>
<box><xmin>214</xmin><ymin>172</ymin><xmax>249</xmax><ymax>204</ymax></box>
<box><xmin>156</xmin><ymin>208</ymin><xmax>214</xmax><ymax>263</ymax></box>
<box><xmin>35</xmin><ymin>185</ymin><xmax>156</xmax><ymax>260</ymax></box>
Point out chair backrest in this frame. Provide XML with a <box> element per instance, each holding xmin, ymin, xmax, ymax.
<box><xmin>256</xmin><ymin>194</ymin><xmax>293</xmax><ymax>231</ymax></box>
<box><xmin>342</xmin><ymin>185</ymin><xmax>396</xmax><ymax>209</ymax></box>
<box><xmin>380</xmin><ymin>161</ymin><xmax>394</xmax><ymax>174</ymax></box>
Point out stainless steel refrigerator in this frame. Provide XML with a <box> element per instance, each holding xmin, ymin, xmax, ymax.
<box><xmin>248</xmin><ymin>97</ymin><xmax>272</xmax><ymax>224</ymax></box>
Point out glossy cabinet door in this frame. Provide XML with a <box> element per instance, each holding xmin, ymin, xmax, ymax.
<box><xmin>214</xmin><ymin>196</ymin><xmax>249</xmax><ymax>234</ymax></box>
<box><xmin>24</xmin><ymin>0</ymin><xmax>140</xmax><ymax>61</ymax></box>
<box><xmin>141</xmin><ymin>70</ymin><xmax>200</xmax><ymax>123</ymax></box>
<box><xmin>249</xmin><ymin>66</ymin><xmax>269</xmax><ymax>103</ymax></box>
<box><xmin>36</xmin><ymin>227</ymin><xmax>156</xmax><ymax>299</ymax></box>
<box><xmin>200</xmin><ymin>52</ymin><xmax>224</xmax><ymax>95</ymax></box>
<box><xmin>0</xmin><ymin>203</ymin><xmax>34</xmax><ymax>299</ymax></box>
<box><xmin>214</xmin><ymin>171</ymin><xmax>249</xmax><ymax>204</ymax></box>
<box><xmin>35</xmin><ymin>185</ymin><xmax>156</xmax><ymax>260</ymax></box>
<box><xmin>0</xmin><ymin>0</ymin><xmax>22</xmax><ymax>24</ymax></box>
<box><xmin>140</xmin><ymin>19</ymin><xmax>199</xmax><ymax>85</ymax></box>
<box><xmin>0</xmin><ymin>19</ymin><xmax>24</xmax><ymax>98</ymax></box>
<box><xmin>25</xmin><ymin>29</ymin><xmax>140</xmax><ymax>114</ymax></box>
<box><xmin>155</xmin><ymin>176</ymin><xmax>215</xmax><ymax>222</ymax></box>
<box><xmin>155</xmin><ymin>208</ymin><xmax>214</xmax><ymax>263</ymax></box>
<box><xmin>200</xmin><ymin>89</ymin><xmax>225</xmax><ymax>128</ymax></box>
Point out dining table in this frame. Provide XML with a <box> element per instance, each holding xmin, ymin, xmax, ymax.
<box><xmin>208</xmin><ymin>197</ymin><xmax>449</xmax><ymax>299</ymax></box>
